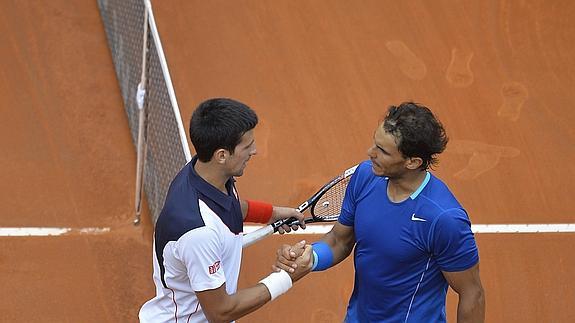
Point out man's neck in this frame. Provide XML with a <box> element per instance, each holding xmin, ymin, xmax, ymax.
<box><xmin>387</xmin><ymin>170</ymin><xmax>428</xmax><ymax>203</ymax></box>
<box><xmin>194</xmin><ymin>160</ymin><xmax>229</xmax><ymax>194</ymax></box>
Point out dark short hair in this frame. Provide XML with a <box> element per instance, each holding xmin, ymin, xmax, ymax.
<box><xmin>383</xmin><ymin>102</ymin><xmax>448</xmax><ymax>170</ymax></box>
<box><xmin>189</xmin><ymin>98</ymin><xmax>258</xmax><ymax>162</ymax></box>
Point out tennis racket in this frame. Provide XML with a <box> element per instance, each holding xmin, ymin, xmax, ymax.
<box><xmin>242</xmin><ymin>164</ymin><xmax>358</xmax><ymax>248</ymax></box>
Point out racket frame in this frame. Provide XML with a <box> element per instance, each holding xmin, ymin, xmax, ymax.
<box><xmin>242</xmin><ymin>164</ymin><xmax>358</xmax><ymax>247</ymax></box>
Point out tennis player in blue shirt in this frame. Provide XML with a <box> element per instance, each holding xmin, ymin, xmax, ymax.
<box><xmin>275</xmin><ymin>102</ymin><xmax>485</xmax><ymax>322</ymax></box>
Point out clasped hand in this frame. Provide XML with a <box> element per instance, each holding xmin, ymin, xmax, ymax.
<box><xmin>272</xmin><ymin>240</ymin><xmax>313</xmax><ymax>282</ymax></box>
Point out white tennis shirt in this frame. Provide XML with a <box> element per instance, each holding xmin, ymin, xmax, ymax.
<box><xmin>139</xmin><ymin>159</ymin><xmax>244</xmax><ymax>322</ymax></box>
<box><xmin>139</xmin><ymin>200</ymin><xmax>242</xmax><ymax>322</ymax></box>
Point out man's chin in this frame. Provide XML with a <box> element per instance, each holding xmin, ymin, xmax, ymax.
<box><xmin>371</xmin><ymin>166</ymin><xmax>387</xmax><ymax>177</ymax></box>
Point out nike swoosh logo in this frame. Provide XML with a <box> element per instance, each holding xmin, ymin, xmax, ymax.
<box><xmin>411</xmin><ymin>213</ymin><xmax>427</xmax><ymax>222</ymax></box>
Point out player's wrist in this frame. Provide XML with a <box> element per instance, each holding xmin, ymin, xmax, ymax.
<box><xmin>311</xmin><ymin>241</ymin><xmax>334</xmax><ymax>271</ymax></box>
<box><xmin>259</xmin><ymin>270</ymin><xmax>292</xmax><ymax>301</ymax></box>
<box><xmin>245</xmin><ymin>200</ymin><xmax>273</xmax><ymax>224</ymax></box>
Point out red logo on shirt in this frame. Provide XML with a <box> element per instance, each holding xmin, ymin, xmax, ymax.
<box><xmin>208</xmin><ymin>261</ymin><xmax>221</xmax><ymax>275</ymax></box>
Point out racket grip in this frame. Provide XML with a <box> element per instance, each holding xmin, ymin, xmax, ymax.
<box><xmin>243</xmin><ymin>217</ymin><xmax>312</xmax><ymax>248</ymax></box>
<box><xmin>272</xmin><ymin>216</ymin><xmax>307</xmax><ymax>230</ymax></box>
<box><xmin>276</xmin><ymin>217</ymin><xmax>315</xmax><ymax>229</ymax></box>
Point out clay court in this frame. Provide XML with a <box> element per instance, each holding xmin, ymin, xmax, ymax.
<box><xmin>1</xmin><ymin>0</ymin><xmax>574</xmax><ymax>322</ymax></box>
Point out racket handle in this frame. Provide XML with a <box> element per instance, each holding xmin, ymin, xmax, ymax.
<box><xmin>270</xmin><ymin>217</ymin><xmax>295</xmax><ymax>230</ymax></box>
<box><xmin>272</xmin><ymin>217</ymin><xmax>314</xmax><ymax>229</ymax></box>
<box><xmin>279</xmin><ymin>217</ymin><xmax>316</xmax><ymax>228</ymax></box>
<box><xmin>242</xmin><ymin>224</ymin><xmax>274</xmax><ymax>248</ymax></box>
<box><xmin>242</xmin><ymin>218</ymin><xmax>310</xmax><ymax>248</ymax></box>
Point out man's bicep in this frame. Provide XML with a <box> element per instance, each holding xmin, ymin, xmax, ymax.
<box><xmin>178</xmin><ymin>228</ymin><xmax>226</xmax><ymax>291</ymax></box>
<box><xmin>442</xmin><ymin>263</ymin><xmax>482</xmax><ymax>294</ymax></box>
<box><xmin>240</xmin><ymin>199</ymin><xmax>248</xmax><ymax>219</ymax></box>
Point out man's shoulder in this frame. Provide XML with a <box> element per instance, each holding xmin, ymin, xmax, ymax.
<box><xmin>416</xmin><ymin>177</ymin><xmax>469</xmax><ymax>227</ymax></box>
<box><xmin>420</xmin><ymin>175</ymin><xmax>462</xmax><ymax>209</ymax></box>
<box><xmin>156</xmin><ymin>172</ymin><xmax>205</xmax><ymax>241</ymax></box>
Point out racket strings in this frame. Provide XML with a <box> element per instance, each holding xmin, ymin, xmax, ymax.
<box><xmin>311</xmin><ymin>177</ymin><xmax>350</xmax><ymax>221</ymax></box>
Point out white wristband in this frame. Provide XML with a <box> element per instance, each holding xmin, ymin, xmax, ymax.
<box><xmin>259</xmin><ymin>270</ymin><xmax>293</xmax><ymax>301</ymax></box>
<box><xmin>311</xmin><ymin>250</ymin><xmax>318</xmax><ymax>271</ymax></box>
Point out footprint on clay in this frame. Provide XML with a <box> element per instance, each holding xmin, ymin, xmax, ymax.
<box><xmin>448</xmin><ymin>140</ymin><xmax>520</xmax><ymax>180</ymax></box>
<box><xmin>446</xmin><ymin>48</ymin><xmax>474</xmax><ymax>88</ymax></box>
<box><xmin>385</xmin><ymin>40</ymin><xmax>427</xmax><ymax>80</ymax></box>
<box><xmin>498</xmin><ymin>82</ymin><xmax>528</xmax><ymax>122</ymax></box>
<box><xmin>311</xmin><ymin>308</ymin><xmax>339</xmax><ymax>323</ymax></box>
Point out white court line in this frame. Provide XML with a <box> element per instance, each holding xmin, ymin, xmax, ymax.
<box><xmin>244</xmin><ymin>223</ymin><xmax>575</xmax><ymax>235</ymax></box>
<box><xmin>1</xmin><ymin>224</ymin><xmax>574</xmax><ymax>237</ymax></box>
<box><xmin>471</xmin><ymin>224</ymin><xmax>575</xmax><ymax>233</ymax></box>
<box><xmin>0</xmin><ymin>227</ymin><xmax>111</xmax><ymax>237</ymax></box>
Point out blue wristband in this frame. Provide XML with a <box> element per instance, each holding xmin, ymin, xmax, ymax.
<box><xmin>311</xmin><ymin>241</ymin><xmax>333</xmax><ymax>271</ymax></box>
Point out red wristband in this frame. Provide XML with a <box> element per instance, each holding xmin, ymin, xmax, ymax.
<box><xmin>245</xmin><ymin>200</ymin><xmax>273</xmax><ymax>224</ymax></box>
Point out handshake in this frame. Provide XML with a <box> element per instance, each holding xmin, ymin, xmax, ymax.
<box><xmin>273</xmin><ymin>240</ymin><xmax>314</xmax><ymax>283</ymax></box>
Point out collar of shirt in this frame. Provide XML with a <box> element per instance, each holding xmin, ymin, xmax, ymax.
<box><xmin>187</xmin><ymin>156</ymin><xmax>237</xmax><ymax>211</ymax></box>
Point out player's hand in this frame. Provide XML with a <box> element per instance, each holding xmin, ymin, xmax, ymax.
<box><xmin>271</xmin><ymin>206</ymin><xmax>306</xmax><ymax>234</ymax></box>
<box><xmin>272</xmin><ymin>240</ymin><xmax>312</xmax><ymax>282</ymax></box>
<box><xmin>290</xmin><ymin>243</ymin><xmax>313</xmax><ymax>282</ymax></box>
<box><xmin>273</xmin><ymin>243</ymin><xmax>298</xmax><ymax>273</ymax></box>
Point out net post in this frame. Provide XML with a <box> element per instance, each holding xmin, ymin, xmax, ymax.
<box><xmin>134</xmin><ymin>92</ymin><xmax>146</xmax><ymax>225</ymax></box>
<box><xmin>134</xmin><ymin>6</ymin><xmax>150</xmax><ymax>225</ymax></box>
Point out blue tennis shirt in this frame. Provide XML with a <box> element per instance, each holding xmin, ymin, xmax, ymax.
<box><xmin>339</xmin><ymin>161</ymin><xmax>478</xmax><ymax>322</ymax></box>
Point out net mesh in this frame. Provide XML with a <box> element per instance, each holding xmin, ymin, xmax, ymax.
<box><xmin>98</xmin><ymin>0</ymin><xmax>189</xmax><ymax>223</ymax></box>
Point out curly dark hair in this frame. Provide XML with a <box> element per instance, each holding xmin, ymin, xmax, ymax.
<box><xmin>383</xmin><ymin>102</ymin><xmax>448</xmax><ymax>170</ymax></box>
<box><xmin>189</xmin><ymin>98</ymin><xmax>258</xmax><ymax>162</ymax></box>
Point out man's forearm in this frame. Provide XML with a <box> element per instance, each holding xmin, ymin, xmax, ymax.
<box><xmin>202</xmin><ymin>284</ymin><xmax>270</xmax><ymax>323</ymax></box>
<box><xmin>323</xmin><ymin>229</ymin><xmax>354</xmax><ymax>266</ymax></box>
<box><xmin>457</xmin><ymin>289</ymin><xmax>485</xmax><ymax>323</ymax></box>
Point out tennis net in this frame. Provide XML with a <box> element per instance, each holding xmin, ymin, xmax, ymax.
<box><xmin>98</xmin><ymin>0</ymin><xmax>191</xmax><ymax>224</ymax></box>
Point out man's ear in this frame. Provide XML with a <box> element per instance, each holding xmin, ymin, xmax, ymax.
<box><xmin>213</xmin><ymin>149</ymin><xmax>228</xmax><ymax>164</ymax></box>
<box><xmin>405</xmin><ymin>157</ymin><xmax>423</xmax><ymax>170</ymax></box>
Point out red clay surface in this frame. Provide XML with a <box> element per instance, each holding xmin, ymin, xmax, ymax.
<box><xmin>1</xmin><ymin>0</ymin><xmax>574</xmax><ymax>322</ymax></box>
<box><xmin>1</xmin><ymin>1</ymin><xmax>153</xmax><ymax>322</ymax></box>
